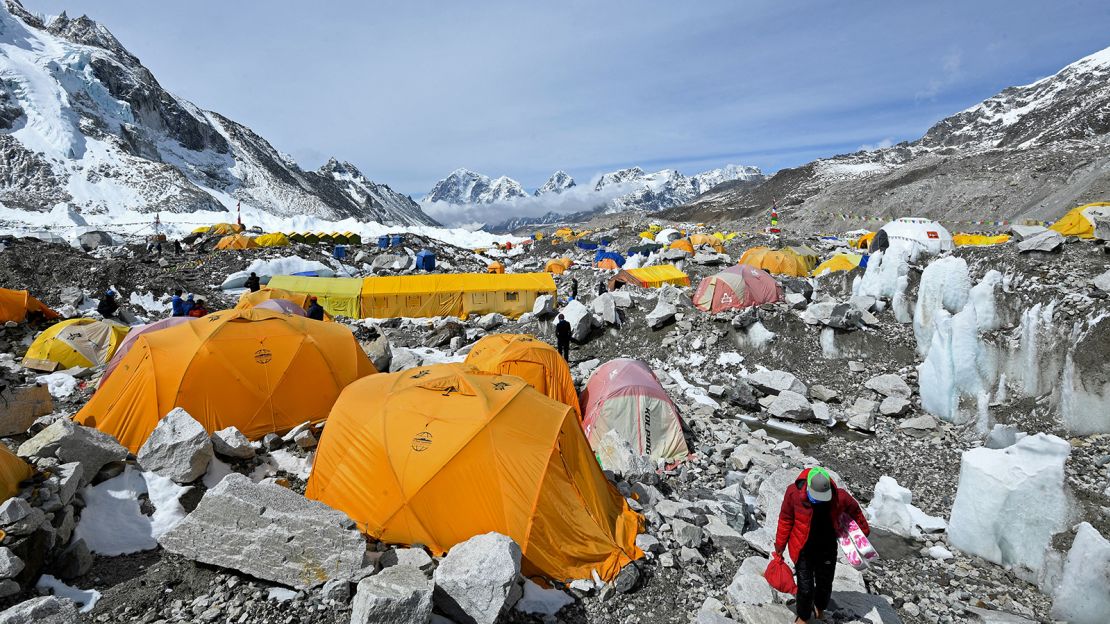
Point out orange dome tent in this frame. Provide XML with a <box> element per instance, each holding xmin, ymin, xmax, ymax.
<box><xmin>75</xmin><ymin>309</ymin><xmax>375</xmax><ymax>452</ymax></box>
<box><xmin>688</xmin><ymin>234</ymin><xmax>724</xmax><ymax>253</ymax></box>
<box><xmin>544</xmin><ymin>258</ymin><xmax>572</xmax><ymax>274</ymax></box>
<box><xmin>487</xmin><ymin>261</ymin><xmax>505</xmax><ymax>274</ymax></box>
<box><xmin>738</xmin><ymin>246</ymin><xmax>809</xmax><ymax>277</ymax></box>
<box><xmin>0</xmin><ymin>288</ymin><xmax>59</xmax><ymax>323</ymax></box>
<box><xmin>0</xmin><ymin>446</ymin><xmax>31</xmax><ymax>502</ymax></box>
<box><xmin>215</xmin><ymin>234</ymin><xmax>259</xmax><ymax>251</ymax></box>
<box><xmin>305</xmin><ymin>364</ymin><xmax>643</xmax><ymax>582</ymax></box>
<box><xmin>852</xmin><ymin>232</ymin><xmax>877</xmax><ymax>250</ymax></box>
<box><xmin>669</xmin><ymin>238</ymin><xmax>695</xmax><ymax>254</ymax></box>
<box><xmin>464</xmin><ymin>334</ymin><xmax>581</xmax><ymax>419</ymax></box>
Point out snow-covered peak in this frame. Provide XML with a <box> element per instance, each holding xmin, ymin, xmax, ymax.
<box><xmin>594</xmin><ymin>167</ymin><xmax>646</xmax><ymax>191</ymax></box>
<box><xmin>534</xmin><ymin>170</ymin><xmax>575</xmax><ymax>196</ymax></box>
<box><xmin>692</xmin><ymin>164</ymin><xmax>764</xmax><ymax>193</ymax></box>
<box><xmin>422</xmin><ymin>169</ymin><xmax>526</xmax><ymax>204</ymax></box>
<box><xmin>486</xmin><ymin>176</ymin><xmax>527</xmax><ymax>202</ymax></box>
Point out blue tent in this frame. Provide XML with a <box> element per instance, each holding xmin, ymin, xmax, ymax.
<box><xmin>390</xmin><ymin>234</ymin><xmax>403</xmax><ymax>247</ymax></box>
<box><xmin>594</xmin><ymin>250</ymin><xmax>626</xmax><ymax>267</ymax></box>
<box><xmin>860</xmin><ymin>254</ymin><xmax>870</xmax><ymax>268</ymax></box>
<box><xmin>333</xmin><ymin>245</ymin><xmax>347</xmax><ymax>260</ymax></box>
<box><xmin>599</xmin><ymin>236</ymin><xmax>613</xmax><ymax>245</ymax></box>
<box><xmin>377</xmin><ymin>235</ymin><xmax>390</xmax><ymax>249</ymax></box>
<box><xmin>576</xmin><ymin>240</ymin><xmax>599</xmax><ymax>251</ymax></box>
<box><xmin>415</xmin><ymin>250</ymin><xmax>436</xmax><ymax>271</ymax></box>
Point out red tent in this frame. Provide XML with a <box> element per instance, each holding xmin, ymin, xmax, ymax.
<box><xmin>579</xmin><ymin>359</ymin><xmax>688</xmax><ymax>463</ymax></box>
<box><xmin>693</xmin><ymin>264</ymin><xmax>781</xmax><ymax>313</ymax></box>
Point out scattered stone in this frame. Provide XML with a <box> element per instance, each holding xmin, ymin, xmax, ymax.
<box><xmin>1016</xmin><ymin>229</ymin><xmax>1065</xmax><ymax>253</ymax></box>
<box><xmin>0</xmin><ymin>498</ymin><xmax>44</xmax><ymax>536</ymax></box>
<box><xmin>0</xmin><ymin>384</ymin><xmax>53</xmax><ymax>437</ymax></box>
<box><xmin>879</xmin><ymin>396</ymin><xmax>911</xmax><ymax>417</ymax></box>
<box><xmin>293</xmin><ymin>429</ymin><xmax>317</xmax><ymax>449</ymax></box>
<box><xmin>767</xmin><ymin>390</ymin><xmax>813</xmax><ymax>421</ymax></box>
<box><xmin>847</xmin><ymin>412</ymin><xmax>875</xmax><ymax>433</ymax></box>
<box><xmin>0</xmin><ymin>548</ymin><xmax>24</xmax><ymax>580</ymax></box>
<box><xmin>561</xmin><ymin>300</ymin><xmax>597</xmax><ymax>341</ymax></box>
<box><xmin>477</xmin><ymin>313</ymin><xmax>504</xmax><ymax>330</ymax></box>
<box><xmin>809</xmin><ymin>384</ymin><xmax>840</xmax><ymax>402</ymax></box>
<box><xmin>380</xmin><ymin>547</ymin><xmax>434</xmax><ymax>574</ymax></box>
<box><xmin>748</xmin><ymin>369</ymin><xmax>807</xmax><ymax>396</ymax></box>
<box><xmin>211</xmin><ymin>426</ymin><xmax>255</xmax><ymax>459</ymax></box>
<box><xmin>865</xmin><ymin>374</ymin><xmax>913</xmax><ymax>398</ymax></box>
<box><xmin>591</xmin><ymin>293</ymin><xmax>620</xmax><ymax>326</ymax></box>
<box><xmin>613</xmin><ymin>563</ymin><xmax>641</xmax><ymax>593</ymax></box>
<box><xmin>433</xmin><ymin>533</ymin><xmax>522</xmax><ymax>624</ymax></box>
<box><xmin>898</xmin><ymin>414</ymin><xmax>937</xmax><ymax>433</ymax></box>
<box><xmin>51</xmin><ymin>538</ymin><xmax>92</xmax><ymax>580</ymax></box>
<box><xmin>1009</xmin><ymin>224</ymin><xmax>1047</xmax><ymax>241</ymax></box>
<box><xmin>532</xmin><ymin>295</ymin><xmax>556</xmax><ymax>318</ymax></box>
<box><xmin>17</xmin><ymin>419</ymin><xmax>128</xmax><ymax>485</ymax></box>
<box><xmin>350</xmin><ymin>564</ymin><xmax>433</xmax><ymax>624</ymax></box>
<box><xmin>726</xmin><ymin>556</ymin><xmax>774</xmax><ymax>606</ymax></box>
<box><xmin>646</xmin><ymin>298</ymin><xmax>677</xmax><ymax>330</ymax></box>
<box><xmin>0</xmin><ymin>596</ymin><xmax>79</xmax><ymax>624</ymax></box>
<box><xmin>137</xmin><ymin>407</ymin><xmax>214</xmax><ymax>483</ymax></box>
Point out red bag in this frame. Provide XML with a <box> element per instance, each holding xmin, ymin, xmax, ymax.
<box><xmin>764</xmin><ymin>552</ymin><xmax>797</xmax><ymax>595</ymax></box>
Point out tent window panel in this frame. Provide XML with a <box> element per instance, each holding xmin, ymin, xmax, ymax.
<box><xmin>471</xmin><ymin>293</ymin><xmax>488</xmax><ymax>305</ymax></box>
<box><xmin>406</xmin><ymin>296</ymin><xmax>421</xmax><ymax>307</ymax></box>
<box><xmin>505</xmin><ymin>291</ymin><xmax>519</xmax><ymax>302</ymax></box>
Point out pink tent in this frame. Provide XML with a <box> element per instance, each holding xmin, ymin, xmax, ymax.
<box><xmin>255</xmin><ymin>298</ymin><xmax>308</xmax><ymax>316</ymax></box>
<box><xmin>579</xmin><ymin>358</ymin><xmax>688</xmax><ymax>463</ymax></box>
<box><xmin>693</xmin><ymin>264</ymin><xmax>781</xmax><ymax>313</ymax></box>
<box><xmin>99</xmin><ymin>317</ymin><xmax>194</xmax><ymax>387</ymax></box>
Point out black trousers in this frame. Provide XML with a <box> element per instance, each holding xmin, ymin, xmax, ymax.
<box><xmin>795</xmin><ymin>546</ymin><xmax>836</xmax><ymax>621</ymax></box>
<box><xmin>557</xmin><ymin>340</ymin><xmax>570</xmax><ymax>361</ymax></box>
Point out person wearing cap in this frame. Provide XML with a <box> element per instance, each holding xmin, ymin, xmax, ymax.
<box><xmin>305</xmin><ymin>296</ymin><xmax>325</xmax><ymax>321</ymax></box>
<box><xmin>97</xmin><ymin>290</ymin><xmax>119</xmax><ymax>320</ymax></box>
<box><xmin>775</xmin><ymin>466</ymin><xmax>869</xmax><ymax>624</ymax></box>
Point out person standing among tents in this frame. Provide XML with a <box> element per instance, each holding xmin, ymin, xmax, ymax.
<box><xmin>597</xmin><ymin>280</ymin><xmax>607</xmax><ymax>296</ymax></box>
<box><xmin>171</xmin><ymin>290</ymin><xmax>186</xmax><ymax>317</ymax></box>
<box><xmin>570</xmin><ymin>277</ymin><xmax>579</xmax><ymax>300</ymax></box>
<box><xmin>97</xmin><ymin>290</ymin><xmax>120</xmax><ymax>320</ymax></box>
<box><xmin>306</xmin><ymin>296</ymin><xmax>325</xmax><ymax>321</ymax></box>
<box><xmin>187</xmin><ymin>299</ymin><xmax>209</xmax><ymax>318</ymax></box>
<box><xmin>245</xmin><ymin>272</ymin><xmax>261</xmax><ymax>292</ymax></box>
<box><xmin>173</xmin><ymin>239</ymin><xmax>183</xmax><ymax>254</ymax></box>
<box><xmin>555</xmin><ymin>313</ymin><xmax>571</xmax><ymax>361</ymax></box>
<box><xmin>775</xmin><ymin>467</ymin><xmax>869</xmax><ymax>624</ymax></box>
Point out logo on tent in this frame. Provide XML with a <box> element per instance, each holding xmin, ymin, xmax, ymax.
<box><xmin>253</xmin><ymin>349</ymin><xmax>272</xmax><ymax>364</ymax></box>
<box><xmin>492</xmin><ymin>381</ymin><xmax>510</xmax><ymax>391</ymax></box>
<box><xmin>926</xmin><ymin>231</ymin><xmax>939</xmax><ymax>239</ymax></box>
<box><xmin>411</xmin><ymin>431</ymin><xmax>433</xmax><ymax>452</ymax></box>
<box><xmin>410</xmin><ymin>369</ymin><xmax>430</xmax><ymax>379</ymax></box>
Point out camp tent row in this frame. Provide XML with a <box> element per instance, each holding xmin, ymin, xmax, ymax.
<box><xmin>268</xmin><ymin>273</ymin><xmax>557</xmax><ymax>319</ymax></box>
<box><xmin>608</xmin><ymin>265</ymin><xmax>690</xmax><ymax>290</ymax></box>
<box><xmin>285</xmin><ymin>232</ymin><xmax>363</xmax><ymax>245</ymax></box>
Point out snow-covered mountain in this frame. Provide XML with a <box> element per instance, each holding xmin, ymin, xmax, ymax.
<box><xmin>0</xmin><ymin>2</ymin><xmax>437</xmax><ymax>226</ymax></box>
<box><xmin>422</xmin><ymin>168</ymin><xmax>528</xmax><ymax>204</ymax></box>
<box><xmin>535</xmin><ymin>171</ymin><xmax>575</xmax><ymax>196</ymax></box>
<box><xmin>668</xmin><ymin>45</ymin><xmax>1110</xmax><ymax>225</ymax></box>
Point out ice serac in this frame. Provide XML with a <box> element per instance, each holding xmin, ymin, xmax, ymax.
<box><xmin>948</xmin><ymin>434</ymin><xmax>1072</xmax><ymax>574</ymax></box>
<box><xmin>1050</xmin><ymin>522</ymin><xmax>1110</xmax><ymax>624</ymax></box>
<box><xmin>157</xmin><ymin>473</ymin><xmax>364</xmax><ymax>589</ymax></box>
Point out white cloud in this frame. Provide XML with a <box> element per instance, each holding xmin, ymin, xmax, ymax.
<box><xmin>858</xmin><ymin>137</ymin><xmax>895</xmax><ymax>152</ymax></box>
<box><xmin>917</xmin><ymin>48</ymin><xmax>964</xmax><ymax>99</ymax></box>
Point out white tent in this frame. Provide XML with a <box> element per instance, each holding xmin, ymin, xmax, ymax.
<box><xmin>654</xmin><ymin>228</ymin><xmax>681</xmax><ymax>244</ymax></box>
<box><xmin>878</xmin><ymin>218</ymin><xmax>953</xmax><ymax>256</ymax></box>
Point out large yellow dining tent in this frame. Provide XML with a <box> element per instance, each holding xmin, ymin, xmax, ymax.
<box><xmin>359</xmin><ymin>273</ymin><xmax>556</xmax><ymax>319</ymax></box>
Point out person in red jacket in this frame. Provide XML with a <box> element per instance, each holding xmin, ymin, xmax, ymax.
<box><xmin>775</xmin><ymin>467</ymin><xmax>869</xmax><ymax>624</ymax></box>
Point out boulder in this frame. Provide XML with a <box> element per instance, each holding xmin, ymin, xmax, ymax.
<box><xmin>477</xmin><ymin>313</ymin><xmax>504</xmax><ymax>331</ymax></box>
<box><xmin>767</xmin><ymin>390</ymin><xmax>813</xmax><ymax>421</ymax></box>
<box><xmin>1090</xmin><ymin>269</ymin><xmax>1110</xmax><ymax>293</ymax></box>
<box><xmin>801</xmin><ymin>301</ymin><xmax>836</xmax><ymax>325</ymax></box>
<box><xmin>158</xmin><ymin>473</ymin><xmax>364</xmax><ymax>589</ymax></box>
<box><xmin>365</xmin><ymin>333</ymin><xmax>392</xmax><ymax>372</ymax></box>
<box><xmin>425</xmin><ymin>321</ymin><xmax>465</xmax><ymax>348</ymax></box>
<box><xmin>532</xmin><ymin>295</ymin><xmax>556</xmax><ymax>318</ymax></box>
<box><xmin>1050</xmin><ymin>522</ymin><xmax>1110</xmax><ymax>624</ymax></box>
<box><xmin>898</xmin><ymin>414</ymin><xmax>937</xmax><ymax>433</ymax></box>
<box><xmin>1008</xmin><ymin>224</ymin><xmax>1047</xmax><ymax>241</ymax></box>
<box><xmin>693</xmin><ymin>252</ymin><xmax>723</xmax><ymax>266</ymax></box>
<box><xmin>609</xmin><ymin>290</ymin><xmax>633</xmax><ymax>309</ymax></box>
<box><xmin>864</xmin><ymin>374</ymin><xmax>912</xmax><ymax>399</ymax></box>
<box><xmin>380</xmin><ymin>547</ymin><xmax>434</xmax><ymax>574</ymax></box>
<box><xmin>590</xmin><ymin>293</ymin><xmax>620</xmax><ymax>326</ymax></box>
<box><xmin>646</xmin><ymin>298</ymin><xmax>676</xmax><ymax>330</ymax></box>
<box><xmin>1016</xmin><ymin>230</ymin><xmax>1064</xmax><ymax>253</ymax></box>
<box><xmin>0</xmin><ymin>548</ymin><xmax>24</xmax><ymax>580</ymax></box>
<box><xmin>784</xmin><ymin>292</ymin><xmax>807</xmax><ymax>309</ymax></box>
<box><xmin>17</xmin><ymin>419</ymin><xmax>127</xmax><ymax>485</ymax></box>
<box><xmin>879</xmin><ymin>396</ymin><xmax>911</xmax><ymax>417</ymax></box>
<box><xmin>726</xmin><ymin>556</ymin><xmax>774</xmax><ymax>606</ymax></box>
<box><xmin>211</xmin><ymin>427</ymin><xmax>255</xmax><ymax>460</ymax></box>
<box><xmin>561</xmin><ymin>300</ymin><xmax>596</xmax><ymax>342</ymax></box>
<box><xmin>350</xmin><ymin>565</ymin><xmax>433</xmax><ymax>624</ymax></box>
<box><xmin>825</xmin><ymin>303</ymin><xmax>861</xmax><ymax>330</ymax></box>
<box><xmin>137</xmin><ymin>408</ymin><xmax>213</xmax><ymax>483</ymax></box>
<box><xmin>0</xmin><ymin>385</ymin><xmax>53</xmax><ymax>437</ymax></box>
<box><xmin>809</xmin><ymin>385</ymin><xmax>840</xmax><ymax>403</ymax></box>
<box><xmin>0</xmin><ymin>596</ymin><xmax>79</xmax><ymax>624</ymax></box>
<box><xmin>726</xmin><ymin>379</ymin><xmax>760</xmax><ymax>411</ymax></box>
<box><xmin>748</xmin><ymin>370</ymin><xmax>807</xmax><ymax>396</ymax></box>
<box><xmin>0</xmin><ymin>498</ymin><xmax>45</xmax><ymax>537</ymax></box>
<box><xmin>51</xmin><ymin>538</ymin><xmax>92</xmax><ymax>580</ymax></box>
<box><xmin>847</xmin><ymin>412</ymin><xmax>875</xmax><ymax>433</ymax></box>
<box><xmin>433</xmin><ymin>532</ymin><xmax>522</xmax><ymax>624</ymax></box>
<box><xmin>671</xmin><ymin>518</ymin><xmax>705</xmax><ymax>548</ymax></box>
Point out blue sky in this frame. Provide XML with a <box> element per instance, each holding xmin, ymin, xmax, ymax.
<box><xmin>22</xmin><ymin>0</ymin><xmax>1110</xmax><ymax>197</ymax></box>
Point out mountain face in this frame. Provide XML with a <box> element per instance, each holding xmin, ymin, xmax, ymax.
<box><xmin>666</xmin><ymin>46</ymin><xmax>1110</xmax><ymax>225</ymax></box>
<box><xmin>535</xmin><ymin>170</ymin><xmax>575</xmax><ymax>195</ymax></box>
<box><xmin>422</xmin><ymin>168</ymin><xmax>527</xmax><ymax>204</ymax></box>
<box><xmin>0</xmin><ymin>2</ymin><xmax>437</xmax><ymax>225</ymax></box>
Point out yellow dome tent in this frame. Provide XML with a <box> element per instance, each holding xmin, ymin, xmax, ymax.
<box><xmin>487</xmin><ymin>261</ymin><xmax>505</xmax><ymax>274</ymax></box>
<box><xmin>852</xmin><ymin>232</ymin><xmax>877</xmax><ymax>250</ymax></box>
<box><xmin>254</xmin><ymin>233</ymin><xmax>291</xmax><ymax>247</ymax></box>
<box><xmin>669</xmin><ymin>238</ymin><xmax>695</xmax><ymax>254</ymax></box>
<box><xmin>0</xmin><ymin>446</ymin><xmax>31</xmax><ymax>503</ymax></box>
<box><xmin>1049</xmin><ymin>203</ymin><xmax>1110</xmax><ymax>239</ymax></box>
<box><xmin>235</xmin><ymin>288</ymin><xmax>332</xmax><ymax>321</ymax></box>
<box><xmin>812</xmin><ymin>253</ymin><xmax>863</xmax><ymax>276</ymax></box>
<box><xmin>953</xmin><ymin>233</ymin><xmax>1011</xmax><ymax>246</ymax></box>
<box><xmin>688</xmin><ymin>234</ymin><xmax>724</xmax><ymax>253</ymax></box>
<box><xmin>208</xmin><ymin>223</ymin><xmax>244</xmax><ymax>236</ymax></box>
<box><xmin>0</xmin><ymin>288</ymin><xmax>59</xmax><ymax>323</ymax></box>
<box><xmin>786</xmin><ymin>245</ymin><xmax>819</xmax><ymax>272</ymax></box>
<box><xmin>544</xmin><ymin>258</ymin><xmax>572</xmax><ymax>274</ymax></box>
<box><xmin>23</xmin><ymin>318</ymin><xmax>130</xmax><ymax>370</ymax></box>
<box><xmin>75</xmin><ymin>308</ymin><xmax>376</xmax><ymax>452</ymax></box>
<box><xmin>464</xmin><ymin>334</ymin><xmax>581</xmax><ymax>419</ymax></box>
<box><xmin>304</xmin><ymin>364</ymin><xmax>643</xmax><ymax>582</ymax></box>
<box><xmin>215</xmin><ymin>234</ymin><xmax>259</xmax><ymax>251</ymax></box>
<box><xmin>738</xmin><ymin>246</ymin><xmax>809</xmax><ymax>277</ymax></box>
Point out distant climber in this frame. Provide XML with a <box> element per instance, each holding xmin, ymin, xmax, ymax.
<box><xmin>775</xmin><ymin>467</ymin><xmax>869</xmax><ymax>624</ymax></box>
<box><xmin>245</xmin><ymin>272</ymin><xmax>261</xmax><ymax>292</ymax></box>
<box><xmin>306</xmin><ymin>296</ymin><xmax>325</xmax><ymax>321</ymax></box>
<box><xmin>555</xmin><ymin>313</ymin><xmax>571</xmax><ymax>361</ymax></box>
<box><xmin>182</xmin><ymin>294</ymin><xmax>195</xmax><ymax>316</ymax></box>
<box><xmin>171</xmin><ymin>290</ymin><xmax>186</xmax><ymax>317</ymax></box>
<box><xmin>97</xmin><ymin>290</ymin><xmax>119</xmax><ymax>320</ymax></box>
<box><xmin>570</xmin><ymin>277</ymin><xmax>579</xmax><ymax>300</ymax></box>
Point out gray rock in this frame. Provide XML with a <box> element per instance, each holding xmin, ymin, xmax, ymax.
<box><xmin>849</xmin><ymin>294</ymin><xmax>877</xmax><ymax>312</ymax></box>
<box><xmin>0</xmin><ymin>581</ymin><xmax>16</xmax><ymax>599</ymax></box>
<box><xmin>613</xmin><ymin>563</ymin><xmax>641</xmax><ymax>593</ymax></box>
<box><xmin>964</xmin><ymin>605</ymin><xmax>1038</xmax><ymax>623</ymax></box>
<box><xmin>809</xmin><ymin>384</ymin><xmax>839</xmax><ymax>403</ymax></box>
<box><xmin>784</xmin><ymin>292</ymin><xmax>807</xmax><ymax>309</ymax></box>
<box><xmin>54</xmin><ymin>463</ymin><xmax>82</xmax><ymax>506</ymax></box>
<box><xmin>879</xmin><ymin>396</ymin><xmax>911</xmax><ymax>417</ymax></box>
<box><xmin>732</xmin><ymin>602</ymin><xmax>796</xmax><ymax>623</ymax></box>
<box><xmin>898</xmin><ymin>414</ymin><xmax>937</xmax><ymax>433</ymax></box>
<box><xmin>350</xmin><ymin>565</ymin><xmax>433</xmax><ymax>624</ymax></box>
<box><xmin>671</xmin><ymin>518</ymin><xmax>705</xmax><ymax>548</ymax></box>
<box><xmin>609</xmin><ymin>290</ymin><xmax>633</xmax><ymax>308</ymax></box>
<box><xmin>477</xmin><ymin>313</ymin><xmax>504</xmax><ymax>331</ymax></box>
<box><xmin>848</xmin><ymin>397</ymin><xmax>879</xmax><ymax>416</ymax></box>
<box><xmin>380</xmin><ymin>547</ymin><xmax>434</xmax><ymax>574</ymax></box>
<box><xmin>211</xmin><ymin>426</ymin><xmax>255</xmax><ymax>460</ymax></box>
<box><xmin>1009</xmin><ymin>224</ymin><xmax>1047</xmax><ymax>241</ymax></box>
<box><xmin>847</xmin><ymin>412</ymin><xmax>876</xmax><ymax>433</ymax></box>
<box><xmin>388</xmin><ymin>347</ymin><xmax>422</xmax><ymax>373</ymax></box>
<box><xmin>1090</xmin><ymin>269</ymin><xmax>1110</xmax><ymax>293</ymax></box>
<box><xmin>365</xmin><ymin>334</ymin><xmax>392</xmax><ymax>373</ymax></box>
<box><xmin>825</xmin><ymin>303</ymin><xmax>861</xmax><ymax>330</ymax></box>
<box><xmin>697</xmin><ymin>597</ymin><xmax>740</xmax><ymax>624</ymax></box>
<box><xmin>158</xmin><ymin>473</ymin><xmax>365</xmax><ymax>589</ymax></box>
<box><xmin>726</xmin><ymin>379</ymin><xmax>760</xmax><ymax>411</ymax></box>
<box><xmin>320</xmin><ymin>578</ymin><xmax>351</xmax><ymax>604</ymax></box>
<box><xmin>748</xmin><ymin>370</ymin><xmax>807</xmax><ymax>396</ymax></box>
<box><xmin>802</xmin><ymin>301</ymin><xmax>836</xmax><ymax>325</ymax></box>
<box><xmin>433</xmin><ymin>532</ymin><xmax>522</xmax><ymax>624</ymax></box>
<box><xmin>1016</xmin><ymin>229</ymin><xmax>1065</xmax><ymax>253</ymax></box>
<box><xmin>51</xmin><ymin>538</ymin><xmax>92</xmax><ymax>580</ymax></box>
<box><xmin>704</xmin><ymin>514</ymin><xmax>744</xmax><ymax>548</ymax></box>
<box><xmin>635</xmin><ymin>534</ymin><xmax>664</xmax><ymax>555</ymax></box>
<box><xmin>0</xmin><ymin>498</ymin><xmax>44</xmax><ymax>536</ymax></box>
<box><xmin>864</xmin><ymin>374</ymin><xmax>912</xmax><ymax>399</ymax></box>
<box><xmin>646</xmin><ymin>298</ymin><xmax>677</xmax><ymax>330</ymax></box>
<box><xmin>561</xmin><ymin>300</ymin><xmax>597</xmax><ymax>342</ymax></box>
<box><xmin>0</xmin><ymin>596</ymin><xmax>80</xmax><ymax>624</ymax></box>
<box><xmin>693</xmin><ymin>252</ymin><xmax>724</xmax><ymax>266</ymax></box>
<box><xmin>137</xmin><ymin>408</ymin><xmax>213</xmax><ymax>483</ymax></box>
<box><xmin>767</xmin><ymin>390</ymin><xmax>813</xmax><ymax>421</ymax></box>
<box><xmin>726</xmin><ymin>556</ymin><xmax>774</xmax><ymax>606</ymax></box>
<box><xmin>0</xmin><ymin>548</ymin><xmax>24</xmax><ymax>580</ymax></box>
<box><xmin>590</xmin><ymin>293</ymin><xmax>620</xmax><ymax>326</ymax></box>
<box><xmin>17</xmin><ymin>419</ymin><xmax>128</xmax><ymax>485</ymax></box>
<box><xmin>293</xmin><ymin>430</ymin><xmax>317</xmax><ymax>449</ymax></box>
<box><xmin>532</xmin><ymin>295</ymin><xmax>556</xmax><ymax>318</ymax></box>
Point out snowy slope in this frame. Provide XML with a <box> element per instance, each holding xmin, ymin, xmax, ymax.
<box><xmin>0</xmin><ymin>2</ymin><xmax>436</xmax><ymax>225</ymax></box>
<box><xmin>534</xmin><ymin>170</ymin><xmax>575</xmax><ymax>195</ymax></box>
<box><xmin>423</xmin><ymin>168</ymin><xmax>527</xmax><ymax>205</ymax></box>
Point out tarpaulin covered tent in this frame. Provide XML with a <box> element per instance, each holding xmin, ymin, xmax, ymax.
<box><xmin>465</xmin><ymin>334</ymin><xmax>581</xmax><ymax>419</ymax></box>
<box><xmin>415</xmin><ymin>250</ymin><xmax>436</xmax><ymax>271</ymax></box>
<box><xmin>627</xmin><ymin>243</ymin><xmax>662</xmax><ymax>256</ymax></box>
<box><xmin>580</xmin><ymin>359</ymin><xmax>688</xmax><ymax>464</ymax></box>
<box><xmin>360</xmin><ymin>273</ymin><xmax>556</xmax><ymax>319</ymax></box>
<box><xmin>267</xmin><ymin>276</ymin><xmax>363</xmax><ymax>318</ymax></box>
<box><xmin>594</xmin><ymin>250</ymin><xmax>625</xmax><ymax>269</ymax></box>
<box><xmin>608</xmin><ymin>265</ymin><xmax>690</xmax><ymax>290</ymax></box>
<box><xmin>786</xmin><ymin>245</ymin><xmax>819</xmax><ymax>272</ymax></box>
<box><xmin>215</xmin><ymin>234</ymin><xmax>259</xmax><ymax>251</ymax></box>
<box><xmin>688</xmin><ymin>234</ymin><xmax>724</xmax><ymax>253</ymax></box>
<box><xmin>576</xmin><ymin>240</ymin><xmax>599</xmax><ymax>251</ymax></box>
<box><xmin>738</xmin><ymin>246</ymin><xmax>809</xmax><ymax>277</ymax></box>
<box><xmin>874</xmin><ymin>218</ymin><xmax>954</xmax><ymax>255</ymax></box>
<box><xmin>0</xmin><ymin>288</ymin><xmax>59</xmax><ymax>323</ymax></box>
<box><xmin>254</xmin><ymin>233</ymin><xmax>290</xmax><ymax>247</ymax></box>
<box><xmin>668</xmin><ymin>238</ymin><xmax>695</xmax><ymax>254</ymax></box>
<box><xmin>304</xmin><ymin>364</ymin><xmax>643</xmax><ymax>582</ymax></box>
<box><xmin>953</xmin><ymin>233</ymin><xmax>1011</xmax><ymax>247</ymax></box>
<box><xmin>0</xmin><ymin>446</ymin><xmax>31</xmax><ymax>503</ymax></box>
<box><xmin>1049</xmin><ymin>202</ymin><xmax>1110</xmax><ymax>238</ymax></box>
<box><xmin>75</xmin><ymin>309</ymin><xmax>376</xmax><ymax>452</ymax></box>
<box><xmin>544</xmin><ymin>258</ymin><xmax>572</xmax><ymax>274</ymax></box>
<box><xmin>487</xmin><ymin>261</ymin><xmax>505</xmax><ymax>274</ymax></box>
<box><xmin>693</xmin><ymin>264</ymin><xmax>781</xmax><ymax>312</ymax></box>
<box><xmin>101</xmin><ymin>317</ymin><xmax>195</xmax><ymax>387</ymax></box>
<box><xmin>23</xmin><ymin>318</ymin><xmax>129</xmax><ymax>370</ymax></box>
<box><xmin>812</xmin><ymin>253</ymin><xmax>864</xmax><ymax>276</ymax></box>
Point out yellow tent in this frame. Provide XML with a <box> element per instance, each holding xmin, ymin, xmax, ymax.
<box><xmin>359</xmin><ymin>273</ymin><xmax>556</xmax><ymax>319</ymax></box>
<box><xmin>669</xmin><ymin>238</ymin><xmax>695</xmax><ymax>254</ymax></box>
<box><xmin>75</xmin><ymin>309</ymin><xmax>376</xmax><ymax>452</ymax></box>
<box><xmin>0</xmin><ymin>446</ymin><xmax>31</xmax><ymax>502</ymax></box>
<box><xmin>953</xmin><ymin>233</ymin><xmax>1011</xmax><ymax>246</ymax></box>
<box><xmin>254</xmin><ymin>232</ymin><xmax>291</xmax><ymax>247</ymax></box>
<box><xmin>852</xmin><ymin>232</ymin><xmax>877</xmax><ymax>250</ymax></box>
<box><xmin>192</xmin><ymin>225</ymin><xmax>212</xmax><ymax>234</ymax></box>
<box><xmin>487</xmin><ymin>261</ymin><xmax>505</xmax><ymax>274</ymax></box>
<box><xmin>1049</xmin><ymin>203</ymin><xmax>1110</xmax><ymax>239</ymax></box>
<box><xmin>23</xmin><ymin>318</ymin><xmax>129</xmax><ymax>370</ymax></box>
<box><xmin>544</xmin><ymin>258</ymin><xmax>572</xmax><ymax>274</ymax></box>
<box><xmin>812</xmin><ymin>253</ymin><xmax>863</xmax><ymax>276</ymax></box>
<box><xmin>267</xmin><ymin>276</ymin><xmax>364</xmax><ymax>318</ymax></box>
<box><xmin>739</xmin><ymin>246</ymin><xmax>809</xmax><ymax>277</ymax></box>
<box><xmin>464</xmin><ymin>334</ymin><xmax>581</xmax><ymax>419</ymax></box>
<box><xmin>304</xmin><ymin>364</ymin><xmax>643</xmax><ymax>582</ymax></box>
<box><xmin>608</xmin><ymin>265</ymin><xmax>690</xmax><ymax>290</ymax></box>
<box><xmin>0</xmin><ymin>288</ymin><xmax>59</xmax><ymax>323</ymax></box>
<box><xmin>208</xmin><ymin>223</ymin><xmax>244</xmax><ymax>236</ymax></box>
<box><xmin>688</xmin><ymin>234</ymin><xmax>724</xmax><ymax>253</ymax></box>
<box><xmin>638</xmin><ymin>231</ymin><xmax>656</xmax><ymax>240</ymax></box>
<box><xmin>786</xmin><ymin>245</ymin><xmax>819</xmax><ymax>272</ymax></box>
<box><xmin>215</xmin><ymin>234</ymin><xmax>259</xmax><ymax>250</ymax></box>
